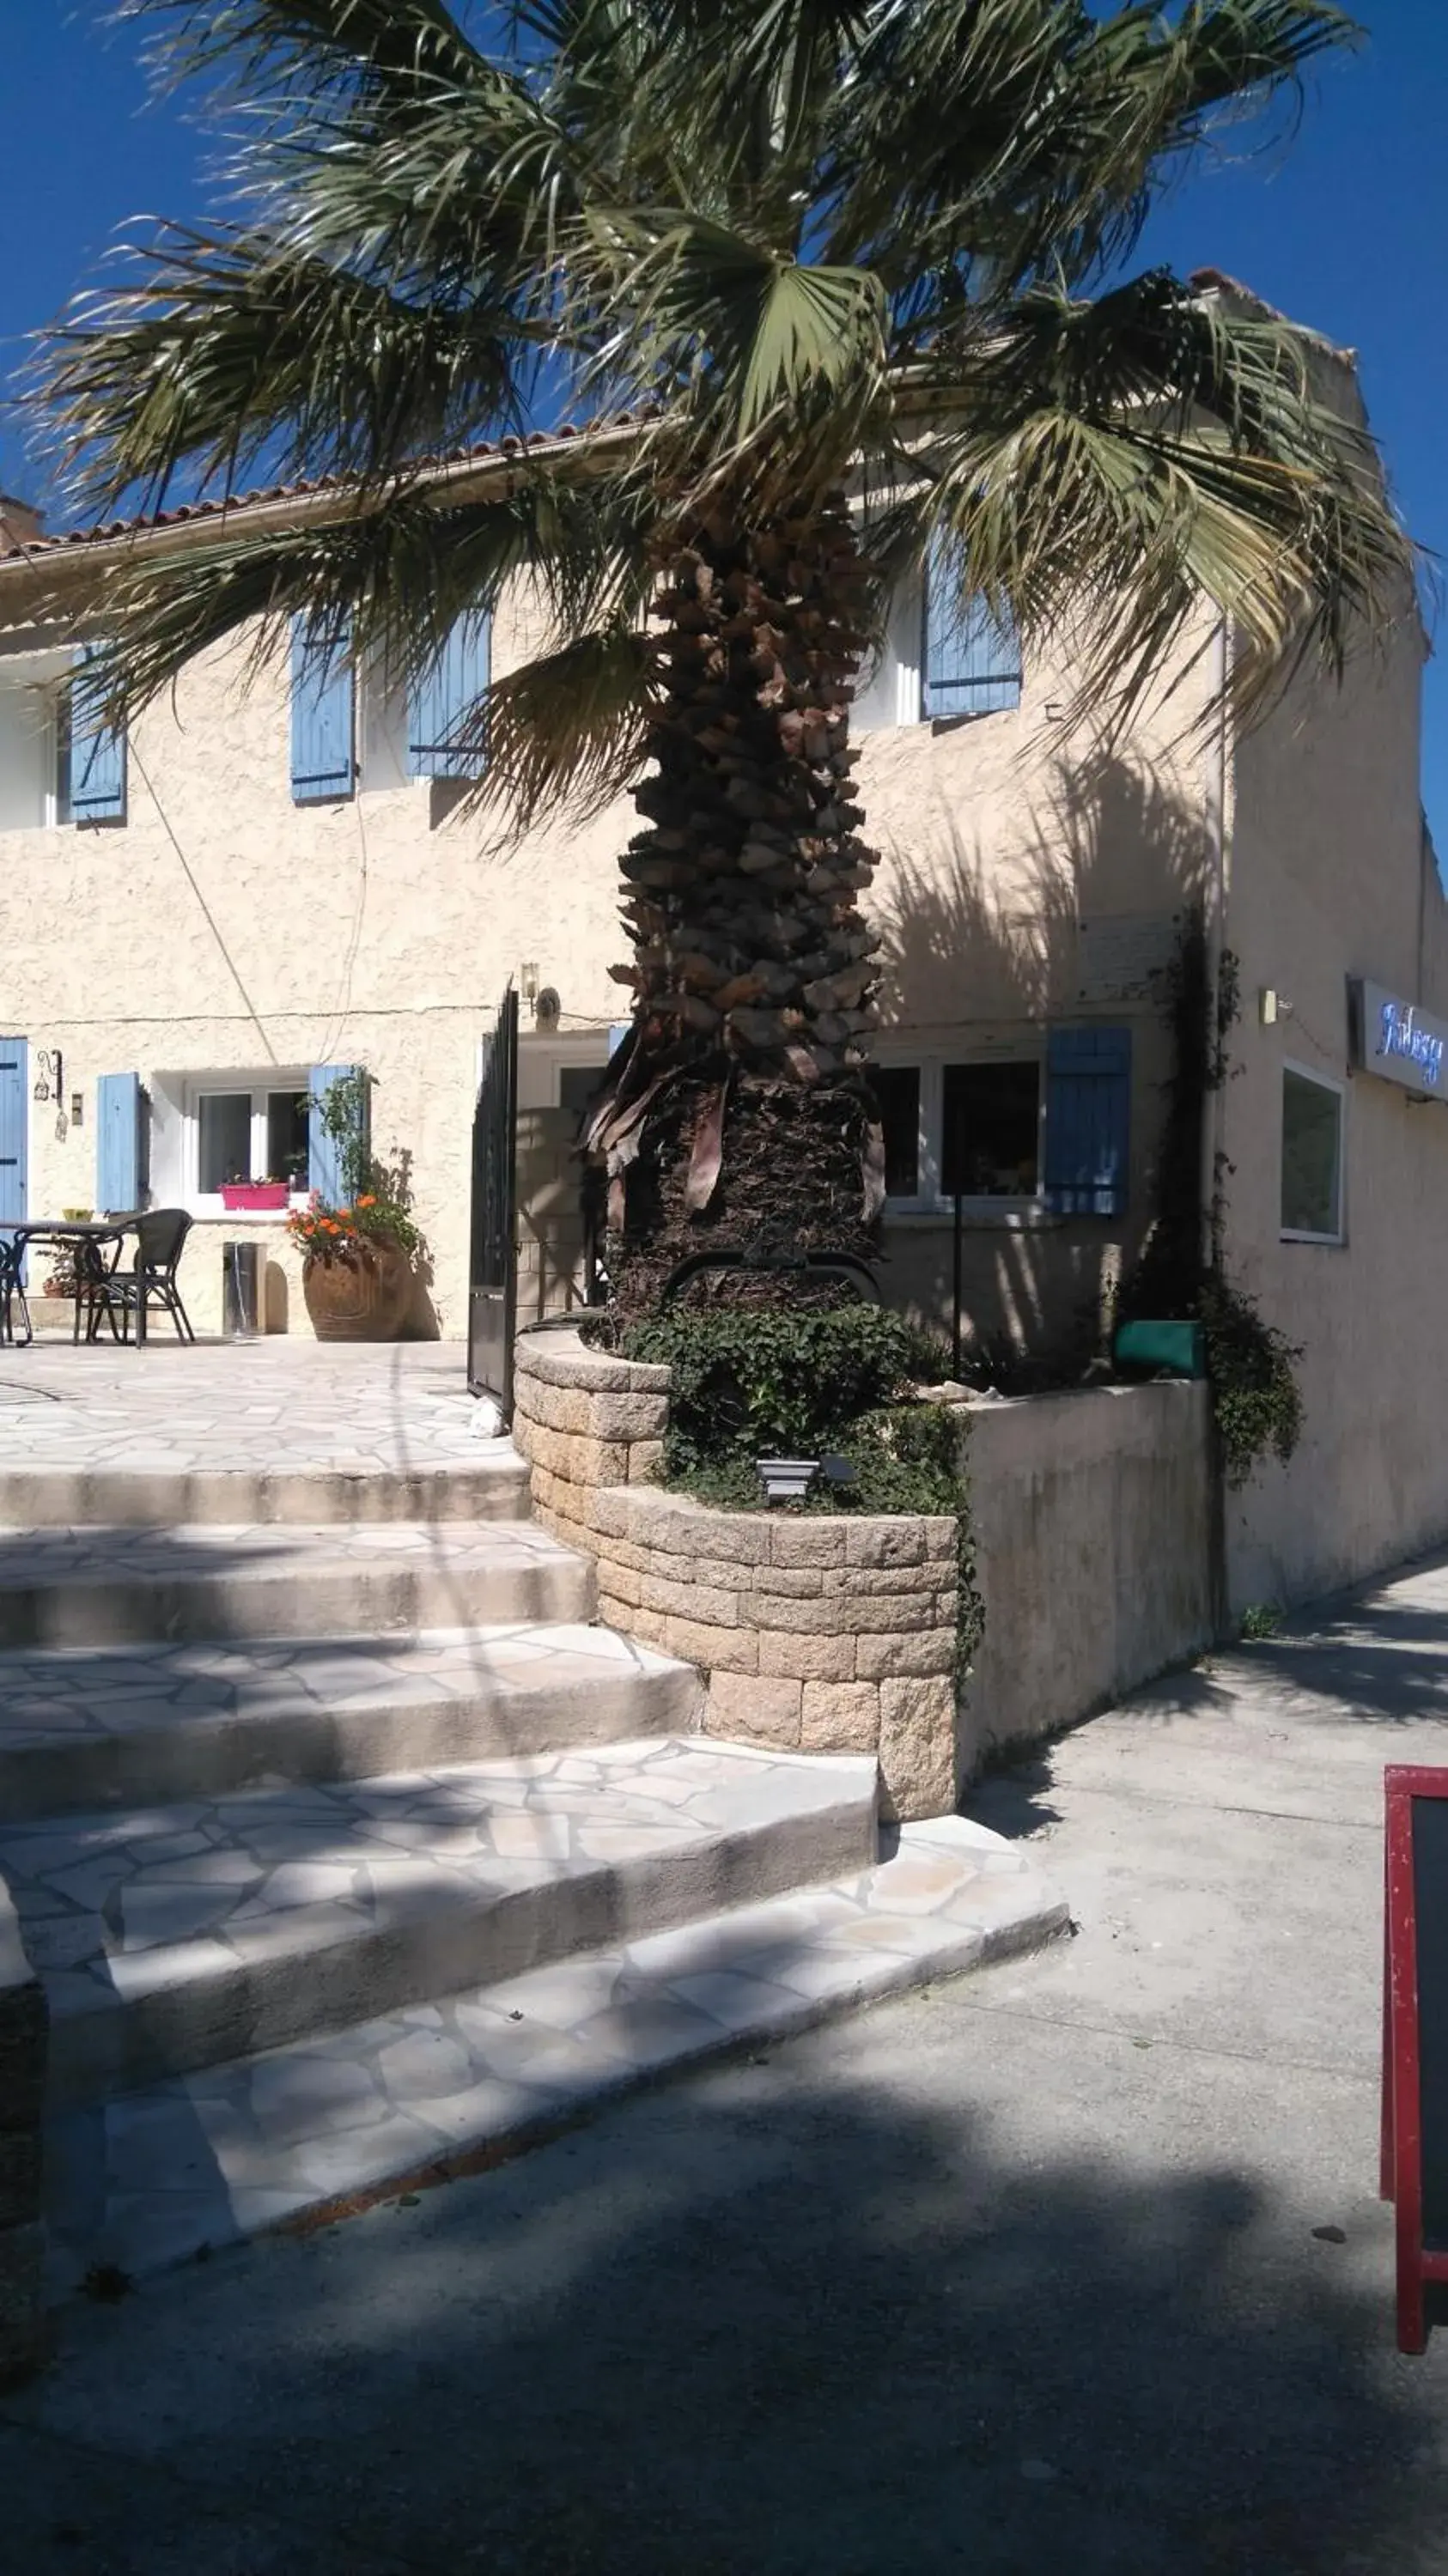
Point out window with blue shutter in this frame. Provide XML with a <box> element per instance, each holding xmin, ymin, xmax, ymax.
<box><xmin>922</xmin><ymin>541</ymin><xmax>1021</xmax><ymax>720</ymax></box>
<box><xmin>70</xmin><ymin>661</ymin><xmax>127</xmax><ymax>824</ymax></box>
<box><xmin>96</xmin><ymin>1072</ymin><xmax>145</xmax><ymax>1214</ymax></box>
<box><xmin>308</xmin><ymin>1063</ymin><xmax>368</xmax><ymax>1201</ymax></box>
<box><xmin>290</xmin><ymin>619</ymin><xmax>356</xmax><ymax>802</ymax></box>
<box><xmin>408</xmin><ymin>613</ymin><xmax>490</xmax><ymax>780</ymax></box>
<box><xmin>1043</xmin><ymin>1027</ymin><xmax>1132</xmax><ymax>1217</ymax></box>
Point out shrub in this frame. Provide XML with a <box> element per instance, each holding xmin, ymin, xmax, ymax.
<box><xmin>621</xmin><ymin>1304</ymin><xmax>948</xmax><ymax>1485</ymax></box>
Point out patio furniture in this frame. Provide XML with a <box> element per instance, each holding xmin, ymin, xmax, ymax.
<box><xmin>8</xmin><ymin>1218</ymin><xmax>132</xmax><ymax>1347</ymax></box>
<box><xmin>0</xmin><ymin>1237</ymin><xmax>31</xmax><ymax>1347</ymax></box>
<box><xmin>84</xmin><ymin>1208</ymin><xmax>197</xmax><ymax>1346</ymax></box>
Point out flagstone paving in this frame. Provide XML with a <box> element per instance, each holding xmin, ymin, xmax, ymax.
<box><xmin>0</xmin><ymin>1340</ymin><xmax>499</xmax><ymax>1478</ymax></box>
<box><xmin>44</xmin><ymin>1812</ymin><xmax>1064</xmax><ymax>2287</ymax></box>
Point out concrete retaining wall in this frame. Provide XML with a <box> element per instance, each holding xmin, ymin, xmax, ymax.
<box><xmin>0</xmin><ymin>1880</ymin><xmax>46</xmax><ymax>2384</ymax></box>
<box><xmin>962</xmin><ymin>1380</ymin><xmax>1214</xmax><ymax>1769</ymax></box>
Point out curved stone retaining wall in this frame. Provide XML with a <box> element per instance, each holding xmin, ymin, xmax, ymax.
<box><xmin>514</xmin><ymin>1327</ymin><xmax>958</xmax><ymax>1821</ymax></box>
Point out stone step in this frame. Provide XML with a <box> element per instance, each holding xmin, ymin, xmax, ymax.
<box><xmin>0</xmin><ymin>1520</ymin><xmax>594</xmax><ymax>1649</ymax></box>
<box><xmin>43</xmin><ymin>1815</ymin><xmax>1068</xmax><ymax>2287</ymax></box>
<box><xmin>0</xmin><ymin>1625</ymin><xmax>703</xmax><ymax>1821</ymax></box>
<box><xmin>0</xmin><ymin>1455</ymin><xmax>531</xmax><ymax>1528</ymax></box>
<box><xmin>4</xmin><ymin>1736</ymin><xmax>879</xmax><ymax>2109</ymax></box>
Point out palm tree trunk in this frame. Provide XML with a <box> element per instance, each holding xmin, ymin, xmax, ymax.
<box><xmin>598</xmin><ymin>492</ymin><xmax>884</xmax><ymax>1315</ymax></box>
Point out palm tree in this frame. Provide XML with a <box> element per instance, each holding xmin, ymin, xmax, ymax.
<box><xmin>36</xmin><ymin>0</ymin><xmax>1409</xmax><ymax>1314</ymax></box>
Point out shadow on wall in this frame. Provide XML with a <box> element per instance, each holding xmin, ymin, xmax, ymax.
<box><xmin>871</xmin><ymin>751</ymin><xmax>1211</xmax><ymax>1370</ymax></box>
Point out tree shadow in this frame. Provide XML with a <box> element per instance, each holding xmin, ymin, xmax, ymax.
<box><xmin>7</xmin><ymin>2024</ymin><xmax>1442</xmax><ymax>2575</ymax></box>
<box><xmin>870</xmin><ymin>750</ymin><xmax>1210</xmax><ymax>1372</ymax></box>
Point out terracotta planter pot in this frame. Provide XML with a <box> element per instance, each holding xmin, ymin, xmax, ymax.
<box><xmin>302</xmin><ymin>1242</ymin><xmax>414</xmax><ymax>1341</ymax></box>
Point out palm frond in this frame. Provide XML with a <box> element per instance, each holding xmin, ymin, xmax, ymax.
<box><xmin>40</xmin><ymin>226</ymin><xmax>536</xmax><ymax>519</ymax></box>
<box><xmin>892</xmin><ymin>273</ymin><xmax>1410</xmax><ymax>728</ymax></box>
<box><xmin>476</xmin><ymin>622</ymin><xmax>661</xmax><ymax>831</ymax></box>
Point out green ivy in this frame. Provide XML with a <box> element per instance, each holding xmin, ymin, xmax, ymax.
<box><xmin>620</xmin><ymin>1304</ymin><xmax>986</xmax><ymax>1685</ymax></box>
<box><xmin>622</xmin><ymin>1305</ymin><xmax>949</xmax><ymax>1479</ymax></box>
<box><xmin>1196</xmin><ymin>1275</ymin><xmax>1304</xmax><ymax>1489</ymax></box>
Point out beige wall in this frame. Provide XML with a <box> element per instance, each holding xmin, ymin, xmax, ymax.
<box><xmin>1</xmin><ymin>610</ymin><xmax>630</xmax><ymax>1334</ymax></box>
<box><xmin>963</xmin><ymin>1381</ymin><xmax>1214</xmax><ymax>1768</ymax></box>
<box><xmin>1219</xmin><ymin>618</ymin><xmax>1448</xmax><ymax>1610</ymax></box>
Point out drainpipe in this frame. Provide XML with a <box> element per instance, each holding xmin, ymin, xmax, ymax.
<box><xmin>1201</xmin><ymin>617</ymin><xmax>1231</xmax><ymax>1271</ymax></box>
<box><xmin>1201</xmin><ymin>617</ymin><xmax>1232</xmax><ymax>1638</ymax></box>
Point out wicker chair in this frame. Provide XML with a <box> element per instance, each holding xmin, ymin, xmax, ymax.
<box><xmin>86</xmin><ymin>1209</ymin><xmax>197</xmax><ymax>1345</ymax></box>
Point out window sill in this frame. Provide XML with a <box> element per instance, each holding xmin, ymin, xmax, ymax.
<box><xmin>884</xmin><ymin>1200</ymin><xmax>1062</xmax><ymax>1230</ymax></box>
<box><xmin>1280</xmin><ymin>1229</ymin><xmax>1346</xmax><ymax>1248</ymax></box>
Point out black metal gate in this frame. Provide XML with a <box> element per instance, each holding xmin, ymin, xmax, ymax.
<box><xmin>468</xmin><ymin>987</ymin><xmax>519</xmax><ymax>1417</ymax></box>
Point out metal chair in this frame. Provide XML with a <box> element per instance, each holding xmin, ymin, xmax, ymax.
<box><xmin>87</xmin><ymin>1209</ymin><xmax>197</xmax><ymax>1345</ymax></box>
<box><xmin>0</xmin><ymin>1238</ymin><xmax>31</xmax><ymax>1347</ymax></box>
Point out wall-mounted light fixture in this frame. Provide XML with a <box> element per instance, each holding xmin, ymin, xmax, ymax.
<box><xmin>33</xmin><ymin>1048</ymin><xmax>62</xmax><ymax>1104</ymax></box>
<box><xmin>70</xmin><ymin>1093</ymin><xmax>83</xmax><ymax>1127</ymax></box>
<box><xmin>520</xmin><ymin>962</ymin><xmax>540</xmax><ymax>1005</ymax></box>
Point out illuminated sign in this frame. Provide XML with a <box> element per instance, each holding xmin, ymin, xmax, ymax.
<box><xmin>1351</xmin><ymin>981</ymin><xmax>1448</xmax><ymax>1097</ymax></box>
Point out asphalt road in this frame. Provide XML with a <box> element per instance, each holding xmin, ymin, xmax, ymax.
<box><xmin>9</xmin><ymin>1553</ymin><xmax>1448</xmax><ymax>2573</ymax></box>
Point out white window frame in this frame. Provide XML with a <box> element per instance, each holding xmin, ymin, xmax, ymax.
<box><xmin>0</xmin><ymin>652</ymin><xmax>70</xmax><ymax>831</ymax></box>
<box><xmin>1280</xmin><ymin>1058</ymin><xmax>1347</xmax><ymax>1247</ymax></box>
<box><xmin>178</xmin><ymin>1070</ymin><xmax>314</xmax><ymax>1219</ymax></box>
<box><xmin>876</xmin><ymin>1046</ymin><xmax>1048</xmax><ymax>1219</ymax></box>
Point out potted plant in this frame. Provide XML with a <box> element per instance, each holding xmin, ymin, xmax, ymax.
<box><xmin>287</xmin><ymin>1072</ymin><xmax>421</xmax><ymax>1340</ymax></box>
<box><xmin>220</xmin><ymin>1176</ymin><xmax>291</xmax><ymax>1212</ymax></box>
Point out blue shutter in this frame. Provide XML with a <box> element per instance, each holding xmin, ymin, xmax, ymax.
<box><xmin>922</xmin><ymin>539</ymin><xmax>1021</xmax><ymax>720</ymax></box>
<box><xmin>308</xmin><ymin>1064</ymin><xmax>368</xmax><ymax>1201</ymax></box>
<box><xmin>96</xmin><ymin>1072</ymin><xmax>143</xmax><ymax>1214</ymax></box>
<box><xmin>0</xmin><ymin>1038</ymin><xmax>27</xmax><ymax>1236</ymax></box>
<box><xmin>290</xmin><ymin>618</ymin><xmax>356</xmax><ymax>802</ymax></box>
<box><xmin>408</xmin><ymin>613</ymin><xmax>490</xmax><ymax>779</ymax></box>
<box><xmin>70</xmin><ymin>664</ymin><xmax>127</xmax><ymax>823</ymax></box>
<box><xmin>1043</xmin><ymin>1026</ymin><xmax>1132</xmax><ymax>1217</ymax></box>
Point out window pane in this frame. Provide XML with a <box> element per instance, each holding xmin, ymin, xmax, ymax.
<box><xmin>267</xmin><ymin>1090</ymin><xmax>311</xmax><ymax>1188</ymax></box>
<box><xmin>1281</xmin><ymin>1071</ymin><xmax>1342</xmax><ymax>1236</ymax></box>
<box><xmin>558</xmin><ymin>1065</ymin><xmax>605</xmax><ymax>1119</ymax></box>
<box><xmin>198</xmin><ymin>1093</ymin><xmax>252</xmax><ymax>1192</ymax></box>
<box><xmin>942</xmin><ymin>1061</ymin><xmax>1040</xmax><ymax>1197</ymax></box>
<box><xmin>873</xmin><ymin>1067</ymin><xmax>921</xmax><ymax>1196</ymax></box>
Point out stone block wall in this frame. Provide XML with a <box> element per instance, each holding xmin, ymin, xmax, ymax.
<box><xmin>0</xmin><ymin>1880</ymin><xmax>46</xmax><ymax>2384</ymax></box>
<box><xmin>513</xmin><ymin>1328</ymin><xmax>958</xmax><ymax>1820</ymax></box>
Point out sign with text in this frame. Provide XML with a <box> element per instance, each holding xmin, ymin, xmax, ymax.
<box><xmin>1381</xmin><ymin>1766</ymin><xmax>1448</xmax><ymax>2351</ymax></box>
<box><xmin>1351</xmin><ymin>981</ymin><xmax>1448</xmax><ymax>1098</ymax></box>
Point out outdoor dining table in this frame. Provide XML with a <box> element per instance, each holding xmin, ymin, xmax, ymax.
<box><xmin>4</xmin><ymin>1218</ymin><xmax>144</xmax><ymax>1348</ymax></box>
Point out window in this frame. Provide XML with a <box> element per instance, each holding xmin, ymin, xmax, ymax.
<box><xmin>922</xmin><ymin>543</ymin><xmax>1022</xmax><ymax>720</ymax></box>
<box><xmin>942</xmin><ymin>1060</ymin><xmax>1040</xmax><ymax>1197</ymax></box>
<box><xmin>165</xmin><ymin>1072</ymin><xmax>314</xmax><ymax>1210</ymax></box>
<box><xmin>558</xmin><ymin>1064</ymin><xmax>605</xmax><ymax>1119</ymax></box>
<box><xmin>879</xmin><ymin>1028</ymin><xmax>1132</xmax><ymax>1216</ymax></box>
<box><xmin>1281</xmin><ymin>1065</ymin><xmax>1344</xmax><ymax>1242</ymax></box>
<box><xmin>873</xmin><ymin>1066</ymin><xmax>921</xmax><ymax>1197</ymax></box>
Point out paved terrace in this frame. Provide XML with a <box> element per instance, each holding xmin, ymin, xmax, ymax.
<box><xmin>0</xmin><ymin>1340</ymin><xmax>506</xmax><ymax>1485</ymax></box>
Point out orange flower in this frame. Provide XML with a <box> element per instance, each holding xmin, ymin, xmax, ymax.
<box><xmin>357</xmin><ymin>1194</ymin><xmax>377</xmax><ymax>1208</ymax></box>
<box><xmin>322</xmin><ymin>1219</ymin><xmax>340</xmax><ymax>1235</ymax></box>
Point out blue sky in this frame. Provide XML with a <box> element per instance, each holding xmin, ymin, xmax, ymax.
<box><xmin>1</xmin><ymin>1</ymin><xmax>1444</xmax><ymax>838</ymax></box>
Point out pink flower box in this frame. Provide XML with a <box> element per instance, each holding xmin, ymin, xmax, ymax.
<box><xmin>219</xmin><ymin>1182</ymin><xmax>290</xmax><ymax>1212</ymax></box>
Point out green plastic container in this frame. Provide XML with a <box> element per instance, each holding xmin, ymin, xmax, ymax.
<box><xmin>1113</xmin><ymin>1319</ymin><xmax>1207</xmax><ymax>1380</ymax></box>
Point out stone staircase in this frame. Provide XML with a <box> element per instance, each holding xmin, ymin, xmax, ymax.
<box><xmin>0</xmin><ymin>1452</ymin><xmax>1066</xmax><ymax>2294</ymax></box>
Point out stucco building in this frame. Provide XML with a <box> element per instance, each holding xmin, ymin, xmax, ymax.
<box><xmin>0</xmin><ymin>288</ymin><xmax>1442</xmax><ymax>1618</ymax></box>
